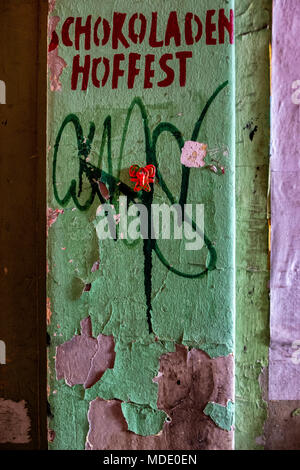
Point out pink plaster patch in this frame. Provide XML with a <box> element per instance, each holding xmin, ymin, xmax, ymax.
<box><xmin>0</xmin><ymin>399</ymin><xmax>31</xmax><ymax>444</ymax></box>
<box><xmin>55</xmin><ymin>316</ymin><xmax>115</xmax><ymax>389</ymax></box>
<box><xmin>47</xmin><ymin>297</ymin><xmax>52</xmax><ymax>326</ymax></box>
<box><xmin>181</xmin><ymin>141</ymin><xmax>207</xmax><ymax>168</ymax></box>
<box><xmin>91</xmin><ymin>261</ymin><xmax>100</xmax><ymax>273</ymax></box>
<box><xmin>48</xmin><ymin>0</ymin><xmax>56</xmax><ymax>14</ymax></box>
<box><xmin>47</xmin><ymin>207</ymin><xmax>64</xmax><ymax>236</ymax></box>
<box><xmin>85</xmin><ymin>334</ymin><xmax>117</xmax><ymax>388</ymax></box>
<box><xmin>48</xmin><ymin>16</ymin><xmax>67</xmax><ymax>92</ymax></box>
<box><xmin>85</xmin><ymin>346</ymin><xmax>234</xmax><ymax>450</ymax></box>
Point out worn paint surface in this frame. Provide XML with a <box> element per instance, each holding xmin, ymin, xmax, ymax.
<box><xmin>0</xmin><ymin>399</ymin><xmax>31</xmax><ymax>444</ymax></box>
<box><xmin>263</xmin><ymin>401</ymin><xmax>300</xmax><ymax>450</ymax></box>
<box><xmin>235</xmin><ymin>0</ymin><xmax>271</xmax><ymax>450</ymax></box>
<box><xmin>121</xmin><ymin>403</ymin><xmax>167</xmax><ymax>436</ymax></box>
<box><xmin>55</xmin><ymin>316</ymin><xmax>115</xmax><ymax>388</ymax></box>
<box><xmin>270</xmin><ymin>0</ymin><xmax>300</xmax><ymax>401</ymax></box>
<box><xmin>257</xmin><ymin>368</ymin><xmax>300</xmax><ymax>450</ymax></box>
<box><xmin>204</xmin><ymin>401</ymin><xmax>234</xmax><ymax>432</ymax></box>
<box><xmin>85</xmin><ymin>345</ymin><xmax>234</xmax><ymax>449</ymax></box>
<box><xmin>47</xmin><ymin>0</ymin><xmax>235</xmax><ymax>449</ymax></box>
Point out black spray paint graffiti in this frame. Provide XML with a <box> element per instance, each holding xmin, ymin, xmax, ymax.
<box><xmin>52</xmin><ymin>82</ymin><xmax>228</xmax><ymax>333</ymax></box>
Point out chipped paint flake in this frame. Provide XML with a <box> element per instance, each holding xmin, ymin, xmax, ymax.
<box><xmin>46</xmin><ymin>297</ymin><xmax>52</xmax><ymax>326</ymax></box>
<box><xmin>55</xmin><ymin>316</ymin><xmax>115</xmax><ymax>389</ymax></box>
<box><xmin>48</xmin><ymin>16</ymin><xmax>67</xmax><ymax>92</ymax></box>
<box><xmin>292</xmin><ymin>408</ymin><xmax>300</xmax><ymax>418</ymax></box>
<box><xmin>204</xmin><ymin>400</ymin><xmax>234</xmax><ymax>432</ymax></box>
<box><xmin>48</xmin><ymin>0</ymin><xmax>56</xmax><ymax>14</ymax></box>
<box><xmin>121</xmin><ymin>403</ymin><xmax>167</xmax><ymax>436</ymax></box>
<box><xmin>85</xmin><ymin>345</ymin><xmax>234</xmax><ymax>449</ymax></box>
<box><xmin>91</xmin><ymin>261</ymin><xmax>100</xmax><ymax>272</ymax></box>
<box><xmin>47</xmin><ymin>207</ymin><xmax>64</xmax><ymax>236</ymax></box>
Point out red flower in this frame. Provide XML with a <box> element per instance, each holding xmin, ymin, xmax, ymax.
<box><xmin>129</xmin><ymin>164</ymin><xmax>156</xmax><ymax>192</ymax></box>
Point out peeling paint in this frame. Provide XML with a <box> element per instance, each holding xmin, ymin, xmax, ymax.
<box><xmin>48</xmin><ymin>0</ymin><xmax>235</xmax><ymax>449</ymax></box>
<box><xmin>48</xmin><ymin>0</ymin><xmax>56</xmax><ymax>14</ymax></box>
<box><xmin>56</xmin><ymin>316</ymin><xmax>115</xmax><ymax>389</ymax></box>
<box><xmin>263</xmin><ymin>400</ymin><xmax>300</xmax><ymax>450</ymax></box>
<box><xmin>47</xmin><ymin>207</ymin><xmax>64</xmax><ymax>236</ymax></box>
<box><xmin>85</xmin><ymin>341</ymin><xmax>175</xmax><ymax>409</ymax></box>
<box><xmin>292</xmin><ymin>408</ymin><xmax>300</xmax><ymax>418</ymax></box>
<box><xmin>46</xmin><ymin>297</ymin><xmax>52</xmax><ymax>326</ymax></box>
<box><xmin>47</xmin><ymin>16</ymin><xmax>67</xmax><ymax>92</ymax></box>
<box><xmin>121</xmin><ymin>403</ymin><xmax>167</xmax><ymax>436</ymax></box>
<box><xmin>85</xmin><ymin>345</ymin><xmax>234</xmax><ymax>449</ymax></box>
<box><xmin>204</xmin><ymin>401</ymin><xmax>234</xmax><ymax>432</ymax></box>
<box><xmin>91</xmin><ymin>261</ymin><xmax>100</xmax><ymax>272</ymax></box>
<box><xmin>47</xmin><ymin>428</ymin><xmax>56</xmax><ymax>443</ymax></box>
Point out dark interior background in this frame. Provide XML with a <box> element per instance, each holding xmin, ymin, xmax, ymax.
<box><xmin>0</xmin><ymin>0</ymin><xmax>47</xmax><ymax>450</ymax></box>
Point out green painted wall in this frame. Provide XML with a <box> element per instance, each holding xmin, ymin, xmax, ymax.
<box><xmin>235</xmin><ymin>0</ymin><xmax>271</xmax><ymax>450</ymax></box>
<box><xmin>47</xmin><ymin>0</ymin><xmax>235</xmax><ymax>449</ymax></box>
